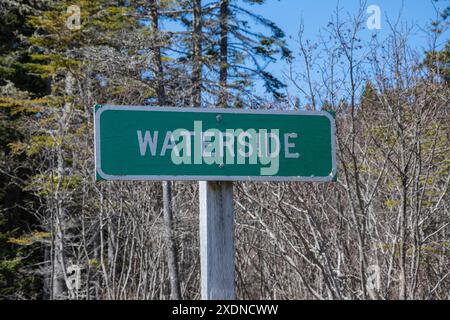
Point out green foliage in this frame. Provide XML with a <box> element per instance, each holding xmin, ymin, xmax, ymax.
<box><xmin>0</xmin><ymin>213</ymin><xmax>43</xmax><ymax>299</ymax></box>
<box><xmin>26</xmin><ymin>173</ymin><xmax>82</xmax><ymax>197</ymax></box>
<box><xmin>423</xmin><ymin>41</ymin><xmax>450</xmax><ymax>83</ymax></box>
<box><xmin>8</xmin><ymin>231</ymin><xmax>50</xmax><ymax>246</ymax></box>
<box><xmin>0</xmin><ymin>0</ymin><xmax>48</xmax><ymax>299</ymax></box>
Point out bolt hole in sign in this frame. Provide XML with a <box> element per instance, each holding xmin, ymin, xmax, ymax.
<box><xmin>94</xmin><ymin>105</ymin><xmax>336</xmax><ymax>182</ymax></box>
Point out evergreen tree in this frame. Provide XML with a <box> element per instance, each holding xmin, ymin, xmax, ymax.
<box><xmin>0</xmin><ymin>0</ymin><xmax>48</xmax><ymax>299</ymax></box>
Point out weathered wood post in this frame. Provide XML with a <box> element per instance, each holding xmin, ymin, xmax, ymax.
<box><xmin>199</xmin><ymin>181</ymin><xmax>235</xmax><ymax>300</ymax></box>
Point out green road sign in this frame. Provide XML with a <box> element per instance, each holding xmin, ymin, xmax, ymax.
<box><xmin>94</xmin><ymin>105</ymin><xmax>336</xmax><ymax>182</ymax></box>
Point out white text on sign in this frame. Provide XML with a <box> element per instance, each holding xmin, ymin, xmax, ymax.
<box><xmin>137</xmin><ymin>121</ymin><xmax>300</xmax><ymax>175</ymax></box>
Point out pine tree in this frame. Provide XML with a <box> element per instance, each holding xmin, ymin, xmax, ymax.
<box><xmin>14</xmin><ymin>0</ymin><xmax>139</xmax><ymax>299</ymax></box>
<box><xmin>0</xmin><ymin>0</ymin><xmax>48</xmax><ymax>299</ymax></box>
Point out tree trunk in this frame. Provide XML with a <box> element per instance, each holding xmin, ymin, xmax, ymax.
<box><xmin>192</xmin><ymin>0</ymin><xmax>202</xmax><ymax>107</ymax></box>
<box><xmin>52</xmin><ymin>72</ymin><xmax>74</xmax><ymax>299</ymax></box>
<box><xmin>398</xmin><ymin>175</ymin><xmax>408</xmax><ymax>300</ymax></box>
<box><xmin>149</xmin><ymin>0</ymin><xmax>181</xmax><ymax>300</ymax></box>
<box><xmin>219</xmin><ymin>0</ymin><xmax>228</xmax><ymax>108</ymax></box>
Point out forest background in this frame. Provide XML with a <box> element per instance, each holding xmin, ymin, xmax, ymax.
<box><xmin>0</xmin><ymin>0</ymin><xmax>448</xmax><ymax>300</ymax></box>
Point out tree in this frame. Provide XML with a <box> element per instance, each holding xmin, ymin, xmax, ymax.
<box><xmin>149</xmin><ymin>0</ymin><xmax>182</xmax><ymax>300</ymax></box>
<box><xmin>0</xmin><ymin>0</ymin><xmax>48</xmax><ymax>299</ymax></box>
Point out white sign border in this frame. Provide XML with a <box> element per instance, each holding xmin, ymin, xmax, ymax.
<box><xmin>94</xmin><ymin>105</ymin><xmax>337</xmax><ymax>182</ymax></box>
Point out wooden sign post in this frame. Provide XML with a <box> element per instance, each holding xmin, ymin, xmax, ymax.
<box><xmin>200</xmin><ymin>181</ymin><xmax>235</xmax><ymax>299</ymax></box>
<box><xmin>94</xmin><ymin>105</ymin><xmax>336</xmax><ymax>300</ymax></box>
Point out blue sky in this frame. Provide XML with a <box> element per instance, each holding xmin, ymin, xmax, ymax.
<box><xmin>241</xmin><ymin>0</ymin><xmax>448</xmax><ymax>43</ymax></box>
<box><xmin>238</xmin><ymin>0</ymin><xmax>449</xmax><ymax>98</ymax></box>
